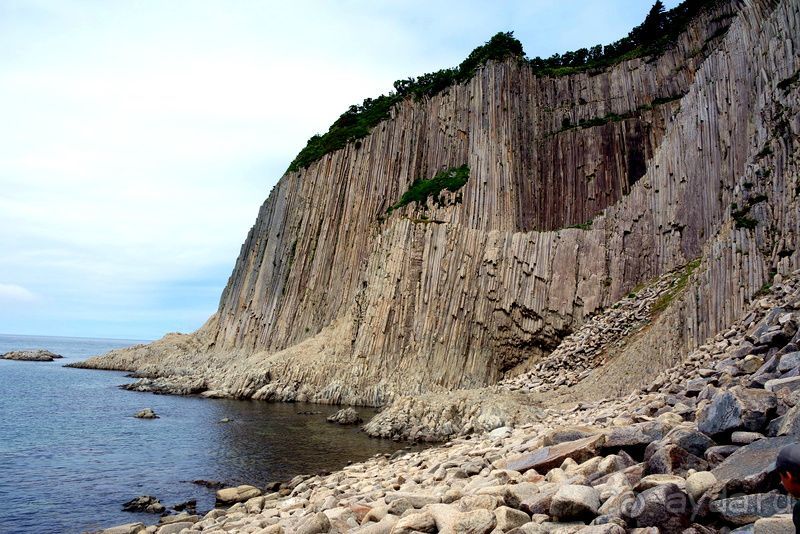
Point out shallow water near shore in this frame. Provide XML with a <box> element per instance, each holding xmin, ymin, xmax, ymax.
<box><xmin>0</xmin><ymin>334</ymin><xmax>411</xmax><ymax>534</ymax></box>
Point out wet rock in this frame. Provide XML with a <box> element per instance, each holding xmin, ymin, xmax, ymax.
<box><xmin>712</xmin><ymin>437</ymin><xmax>796</xmax><ymax>493</ymax></box>
<box><xmin>215</xmin><ymin>484</ymin><xmax>262</xmax><ymax>505</ymax></box>
<box><xmin>696</xmin><ymin>387</ymin><xmax>777</xmax><ymax>436</ymax></box>
<box><xmin>170</xmin><ymin>500</ymin><xmax>196</xmax><ymax>514</ymax></box>
<box><xmin>122</xmin><ymin>496</ymin><xmax>165</xmax><ymax>514</ymax></box>
<box><xmin>134</xmin><ymin>408</ymin><xmax>159</xmax><ymax>419</ymax></box>
<box><xmin>158</xmin><ymin>513</ymin><xmax>198</xmax><ymax>525</ymax></box>
<box><xmin>327</xmin><ymin>407</ymin><xmax>362</xmax><ymax>425</ymax></box>
<box><xmin>709</xmin><ymin>493</ymin><xmax>793</xmax><ymax>525</ymax></box>
<box><xmin>621</xmin><ymin>483</ymin><xmax>691</xmax><ymax>534</ymax></box>
<box><xmin>550</xmin><ymin>484</ymin><xmax>600</xmax><ymax>520</ymax></box>
<box><xmin>503</xmin><ymin>435</ymin><xmax>605</xmax><ymax>474</ymax></box>
<box><xmin>1</xmin><ymin>349</ymin><xmax>63</xmax><ymax>361</ymax></box>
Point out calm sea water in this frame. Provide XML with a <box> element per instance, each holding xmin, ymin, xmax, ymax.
<box><xmin>0</xmin><ymin>334</ymin><xmax>409</xmax><ymax>534</ymax></box>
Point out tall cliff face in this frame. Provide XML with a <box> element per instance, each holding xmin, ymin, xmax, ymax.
<box><xmin>81</xmin><ymin>0</ymin><xmax>800</xmax><ymax>408</ymax></box>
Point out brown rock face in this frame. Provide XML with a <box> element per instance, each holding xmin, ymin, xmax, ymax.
<box><xmin>78</xmin><ymin>0</ymin><xmax>800</xmax><ymax>408</ymax></box>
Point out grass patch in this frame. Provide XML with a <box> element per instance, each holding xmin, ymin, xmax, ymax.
<box><xmin>566</xmin><ymin>219</ymin><xmax>594</xmax><ymax>230</ymax></box>
<box><xmin>387</xmin><ymin>165</ymin><xmax>469</xmax><ymax>213</ymax></box>
<box><xmin>651</xmin><ymin>258</ymin><xmax>702</xmax><ymax>315</ymax></box>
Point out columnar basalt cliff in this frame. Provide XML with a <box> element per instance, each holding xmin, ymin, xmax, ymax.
<box><xmin>78</xmin><ymin>0</ymin><xmax>800</xmax><ymax>416</ymax></box>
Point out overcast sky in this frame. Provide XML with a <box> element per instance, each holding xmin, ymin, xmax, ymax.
<box><xmin>0</xmin><ymin>0</ymin><xmax>679</xmax><ymax>340</ymax></box>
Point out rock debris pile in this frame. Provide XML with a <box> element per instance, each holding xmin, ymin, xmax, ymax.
<box><xmin>502</xmin><ymin>267</ymin><xmax>693</xmax><ymax>393</ymax></box>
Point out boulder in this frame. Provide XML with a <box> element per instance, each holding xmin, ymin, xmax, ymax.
<box><xmin>100</xmin><ymin>523</ymin><xmax>146</xmax><ymax>534</ymax></box>
<box><xmin>390</xmin><ymin>511</ymin><xmax>436</xmax><ymax>534</ymax></box>
<box><xmin>767</xmin><ymin>405</ymin><xmax>800</xmax><ymax>436</ymax></box>
<box><xmin>327</xmin><ymin>407</ymin><xmax>362</xmax><ymax>425</ymax></box>
<box><xmin>494</xmin><ymin>506</ymin><xmax>530</xmax><ymax>531</ymax></box>
<box><xmin>296</xmin><ymin>511</ymin><xmax>332</xmax><ymax>534</ymax></box>
<box><xmin>427</xmin><ymin>504</ymin><xmax>496</xmax><ymax>533</ymax></box>
<box><xmin>709</xmin><ymin>493</ymin><xmax>793</xmax><ymax>525</ymax></box>
<box><xmin>731</xmin><ymin>431</ymin><xmax>765</xmax><ymax>444</ymax></box>
<box><xmin>696</xmin><ymin>387</ymin><xmax>777</xmax><ymax>436</ymax></box>
<box><xmin>122</xmin><ymin>496</ymin><xmax>164</xmax><ymax>514</ymax></box>
<box><xmin>705</xmin><ymin>445</ymin><xmax>740</xmax><ymax>465</ymax></box>
<box><xmin>712</xmin><ymin>436</ymin><xmax>796</xmax><ymax>493</ymax></box>
<box><xmin>778</xmin><ymin>352</ymin><xmax>800</xmax><ymax>373</ymax></box>
<box><xmin>644</xmin><ymin>444</ymin><xmax>707</xmax><ymax>476</ymax></box>
<box><xmin>549</xmin><ymin>485</ymin><xmax>600</xmax><ymax>521</ymax></box>
<box><xmin>685</xmin><ymin>471</ymin><xmax>717</xmax><ymax>501</ymax></box>
<box><xmin>753</xmin><ymin>514</ymin><xmax>794</xmax><ymax>534</ymax></box>
<box><xmin>602</xmin><ymin>421</ymin><xmax>667</xmax><ymax>454</ymax></box>
<box><xmin>215</xmin><ymin>484</ymin><xmax>262</xmax><ymax>505</ymax></box>
<box><xmin>503</xmin><ymin>435</ymin><xmax>605</xmax><ymax>474</ymax></box>
<box><xmin>156</xmin><ymin>522</ymin><xmax>195</xmax><ymax>534</ymax></box>
<box><xmin>765</xmin><ymin>377</ymin><xmax>800</xmax><ymax>394</ymax></box>
<box><xmin>644</xmin><ymin>426</ymin><xmax>715</xmax><ymax>460</ymax></box>
<box><xmin>134</xmin><ymin>408</ymin><xmax>158</xmax><ymax>419</ymax></box>
<box><xmin>633</xmin><ymin>474</ymin><xmax>686</xmax><ymax>492</ymax></box>
<box><xmin>621</xmin><ymin>483</ymin><xmax>691</xmax><ymax>534</ymax></box>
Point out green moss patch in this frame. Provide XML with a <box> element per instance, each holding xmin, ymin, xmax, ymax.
<box><xmin>387</xmin><ymin>165</ymin><xmax>469</xmax><ymax>213</ymax></box>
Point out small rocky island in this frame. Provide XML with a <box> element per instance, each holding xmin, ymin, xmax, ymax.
<box><xmin>1</xmin><ymin>349</ymin><xmax>63</xmax><ymax>362</ymax></box>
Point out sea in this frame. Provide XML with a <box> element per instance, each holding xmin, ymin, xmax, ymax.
<box><xmin>0</xmin><ymin>334</ymin><xmax>410</xmax><ymax>534</ymax></box>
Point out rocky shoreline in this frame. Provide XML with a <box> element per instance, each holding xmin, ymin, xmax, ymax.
<box><xmin>94</xmin><ymin>270</ymin><xmax>800</xmax><ymax>533</ymax></box>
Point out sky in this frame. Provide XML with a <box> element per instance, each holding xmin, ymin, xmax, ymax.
<box><xmin>0</xmin><ymin>0</ymin><xmax>680</xmax><ymax>341</ymax></box>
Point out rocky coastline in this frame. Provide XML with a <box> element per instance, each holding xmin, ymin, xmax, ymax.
<box><xmin>95</xmin><ymin>271</ymin><xmax>800</xmax><ymax>533</ymax></box>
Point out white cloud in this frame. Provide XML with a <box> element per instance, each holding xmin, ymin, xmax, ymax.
<box><xmin>0</xmin><ymin>284</ymin><xmax>38</xmax><ymax>304</ymax></box>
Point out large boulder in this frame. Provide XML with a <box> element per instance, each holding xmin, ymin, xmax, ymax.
<box><xmin>696</xmin><ymin>387</ymin><xmax>777</xmax><ymax>437</ymax></box>
<box><xmin>621</xmin><ymin>483</ymin><xmax>691</xmax><ymax>534</ymax></box>
<box><xmin>709</xmin><ymin>493</ymin><xmax>793</xmax><ymax>525</ymax></box>
<box><xmin>767</xmin><ymin>404</ymin><xmax>800</xmax><ymax>436</ymax></box>
<box><xmin>711</xmin><ymin>436</ymin><xmax>796</xmax><ymax>493</ymax></box>
<box><xmin>644</xmin><ymin>444</ymin><xmax>707</xmax><ymax>476</ymax></box>
<box><xmin>327</xmin><ymin>407</ymin><xmax>362</xmax><ymax>425</ymax></box>
<box><xmin>215</xmin><ymin>485</ymin><xmax>262</xmax><ymax>505</ymax></box>
<box><xmin>503</xmin><ymin>435</ymin><xmax>605</xmax><ymax>474</ymax></box>
<box><xmin>134</xmin><ymin>408</ymin><xmax>158</xmax><ymax>419</ymax></box>
<box><xmin>644</xmin><ymin>426</ymin><xmax>715</xmax><ymax>460</ymax></box>
<box><xmin>602</xmin><ymin>421</ymin><xmax>668</xmax><ymax>455</ymax></box>
<box><xmin>753</xmin><ymin>514</ymin><xmax>794</xmax><ymax>534</ymax></box>
<box><xmin>549</xmin><ymin>485</ymin><xmax>600</xmax><ymax>521</ymax></box>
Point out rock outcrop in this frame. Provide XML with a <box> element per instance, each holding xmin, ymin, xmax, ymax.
<box><xmin>2</xmin><ymin>349</ymin><xmax>63</xmax><ymax>361</ymax></box>
<box><xmin>77</xmin><ymin>0</ymin><xmax>800</xmax><ymax>422</ymax></box>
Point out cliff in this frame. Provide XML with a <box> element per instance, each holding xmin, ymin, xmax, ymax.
<box><xmin>77</xmin><ymin>0</ymin><xmax>800</xmax><ymax>418</ymax></box>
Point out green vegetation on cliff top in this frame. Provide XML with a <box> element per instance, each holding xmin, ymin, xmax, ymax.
<box><xmin>287</xmin><ymin>0</ymin><xmax>722</xmax><ymax>173</ymax></box>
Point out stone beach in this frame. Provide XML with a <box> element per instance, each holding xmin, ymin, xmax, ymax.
<box><xmin>96</xmin><ymin>271</ymin><xmax>800</xmax><ymax>533</ymax></box>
